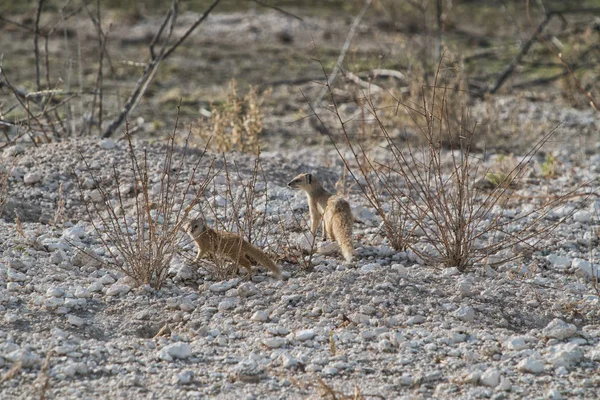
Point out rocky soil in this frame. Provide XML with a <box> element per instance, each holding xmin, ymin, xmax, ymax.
<box><xmin>1</xmin><ymin>129</ymin><xmax>600</xmax><ymax>400</ymax></box>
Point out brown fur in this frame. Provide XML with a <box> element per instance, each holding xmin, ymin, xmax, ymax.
<box><xmin>184</xmin><ymin>218</ymin><xmax>282</xmax><ymax>279</ymax></box>
<box><xmin>287</xmin><ymin>173</ymin><xmax>354</xmax><ymax>263</ymax></box>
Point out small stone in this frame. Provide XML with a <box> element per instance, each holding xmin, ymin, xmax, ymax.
<box><xmin>392</xmin><ymin>264</ymin><xmax>408</xmax><ymax>276</ymax></box>
<box><xmin>9</xmin><ymin>260</ymin><xmax>27</xmax><ymax>271</ymax></box>
<box><xmin>262</xmin><ymin>337</ymin><xmax>285</xmax><ymax>349</ymax></box>
<box><xmin>4</xmin><ymin>313</ymin><xmax>18</xmax><ymax>323</ymax></box>
<box><xmin>360</xmin><ymin>263</ymin><xmax>381</xmax><ymax>273</ymax></box>
<box><xmin>573</xmin><ymin>210</ymin><xmax>591</xmax><ymax>223</ymax></box>
<box><xmin>547</xmin><ymin>343</ymin><xmax>583</xmax><ymax>368</ymax></box>
<box><xmin>99</xmin><ymin>275</ymin><xmax>116</xmax><ymax>285</ymax></box>
<box><xmin>209</xmin><ymin>280</ymin><xmax>237</xmax><ymax>293</ymax></box>
<box><xmin>497</xmin><ymin>379</ymin><xmax>511</xmax><ymax>392</ymax></box>
<box><xmin>547</xmin><ymin>389</ymin><xmax>563</xmax><ymax>400</ymax></box>
<box><xmin>517</xmin><ymin>358</ymin><xmax>544</xmax><ymax>374</ymax></box>
<box><xmin>237</xmin><ymin>282</ymin><xmax>258</xmax><ymax>297</ymax></box>
<box><xmin>588</xmin><ymin>344</ymin><xmax>600</xmax><ymax>361</ymax></box>
<box><xmin>217</xmin><ymin>298</ymin><xmax>236</xmax><ymax>311</ymax></box>
<box><xmin>63</xmin><ymin>226</ymin><xmax>86</xmax><ymax>241</ymax></box>
<box><xmin>159</xmin><ymin>343</ymin><xmax>191</xmax><ymax>360</ymax></box>
<box><xmin>87</xmin><ymin>281</ymin><xmax>103</xmax><ymax>293</ymax></box>
<box><xmin>399</xmin><ymin>374</ymin><xmax>413</xmax><ymax>386</ymax></box>
<box><xmin>88</xmin><ymin>189</ymin><xmax>103</xmax><ymax>203</ymax></box>
<box><xmin>454</xmin><ymin>305</ymin><xmax>475</xmax><ymax>322</ymax></box>
<box><xmin>443</xmin><ymin>267</ymin><xmax>461</xmax><ymax>276</ymax></box>
<box><xmin>542</xmin><ymin>318</ymin><xmax>577</xmax><ymax>340</ymax></box>
<box><xmin>63</xmin><ymin>364</ymin><xmax>77</xmax><ymax>378</ymax></box>
<box><xmin>46</xmin><ymin>287</ymin><xmax>65</xmax><ymax>298</ymax></box>
<box><xmin>251</xmin><ymin>310</ymin><xmax>269</xmax><ymax>322</ymax></box>
<box><xmin>179</xmin><ymin>302</ymin><xmax>195</xmax><ymax>312</ymax></box>
<box><xmin>7</xmin><ymin>269</ymin><xmax>27</xmax><ymax>282</ymax></box>
<box><xmin>504</xmin><ymin>336</ymin><xmax>529</xmax><ymax>351</ymax></box>
<box><xmin>572</xmin><ymin>258</ymin><xmax>600</xmax><ymax>280</ymax></box>
<box><xmin>24</xmin><ymin>171</ymin><xmax>42</xmax><ymax>184</ymax></box>
<box><xmin>406</xmin><ymin>315</ymin><xmax>425</xmax><ymax>325</ymax></box>
<box><xmin>74</xmin><ymin>287</ymin><xmax>91</xmax><ymax>298</ymax></box>
<box><xmin>323</xmin><ymin>367</ymin><xmax>338</xmax><ymax>376</ymax></box>
<box><xmin>547</xmin><ymin>255</ymin><xmax>572</xmax><ymax>270</ymax></box>
<box><xmin>67</xmin><ymin>315</ymin><xmax>85</xmax><ymax>327</ymax></box>
<box><xmin>281</xmin><ymin>352</ymin><xmax>299</xmax><ymax>369</ymax></box>
<box><xmin>99</xmin><ymin>138</ymin><xmax>117</xmax><ymax>150</ymax></box>
<box><xmin>105</xmin><ymin>284</ymin><xmax>131</xmax><ymax>296</ymax></box>
<box><xmin>295</xmin><ymin>329</ymin><xmax>316</xmax><ymax>341</ymax></box>
<box><xmin>480</xmin><ymin>368</ymin><xmax>501</xmax><ymax>388</ymax></box>
<box><xmin>317</xmin><ymin>241</ymin><xmax>339</xmax><ymax>255</ymax></box>
<box><xmin>458</xmin><ymin>279</ymin><xmax>474</xmax><ymax>297</ymax></box>
<box><xmin>44</xmin><ymin>297</ymin><xmax>64</xmax><ymax>309</ymax></box>
<box><xmin>174</xmin><ymin>370</ymin><xmax>194</xmax><ymax>385</ymax></box>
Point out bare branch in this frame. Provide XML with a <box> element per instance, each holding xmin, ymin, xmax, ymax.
<box><xmin>312</xmin><ymin>0</ymin><xmax>373</xmax><ymax>110</ymax></box>
<box><xmin>33</xmin><ymin>0</ymin><xmax>46</xmax><ymax>92</ymax></box>
<box><xmin>103</xmin><ymin>0</ymin><xmax>221</xmax><ymax>138</ymax></box>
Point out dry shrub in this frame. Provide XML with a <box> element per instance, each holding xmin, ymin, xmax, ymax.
<box><xmin>78</xmin><ymin>112</ymin><xmax>214</xmax><ymax>288</ymax></box>
<box><xmin>195</xmin><ymin>79</ymin><xmax>269</xmax><ymax>154</ymax></box>
<box><xmin>315</xmin><ymin>58</ymin><xmax>577</xmax><ymax>272</ymax></box>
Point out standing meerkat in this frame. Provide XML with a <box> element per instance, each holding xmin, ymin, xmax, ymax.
<box><xmin>183</xmin><ymin>217</ymin><xmax>282</xmax><ymax>279</ymax></box>
<box><xmin>287</xmin><ymin>173</ymin><xmax>353</xmax><ymax>263</ymax></box>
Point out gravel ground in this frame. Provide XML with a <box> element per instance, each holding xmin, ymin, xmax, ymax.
<box><xmin>1</xmin><ymin>131</ymin><xmax>600</xmax><ymax>400</ymax></box>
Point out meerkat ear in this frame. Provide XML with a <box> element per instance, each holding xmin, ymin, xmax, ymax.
<box><xmin>307</xmin><ymin>173</ymin><xmax>312</xmax><ymax>183</ymax></box>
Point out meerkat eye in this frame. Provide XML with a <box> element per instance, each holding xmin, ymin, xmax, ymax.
<box><xmin>307</xmin><ymin>173</ymin><xmax>312</xmax><ymax>183</ymax></box>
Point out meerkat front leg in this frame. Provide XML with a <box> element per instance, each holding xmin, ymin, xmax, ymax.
<box><xmin>308</xmin><ymin>199</ymin><xmax>321</xmax><ymax>238</ymax></box>
<box><xmin>237</xmin><ymin>256</ymin><xmax>253</xmax><ymax>280</ymax></box>
<box><xmin>194</xmin><ymin>248</ymin><xmax>205</xmax><ymax>263</ymax></box>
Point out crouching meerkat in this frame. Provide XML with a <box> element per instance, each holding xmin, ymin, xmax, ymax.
<box><xmin>287</xmin><ymin>173</ymin><xmax>354</xmax><ymax>263</ymax></box>
<box><xmin>183</xmin><ymin>217</ymin><xmax>282</xmax><ymax>279</ymax></box>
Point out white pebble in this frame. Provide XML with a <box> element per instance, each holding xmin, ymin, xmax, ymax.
<box><xmin>454</xmin><ymin>305</ymin><xmax>475</xmax><ymax>322</ymax></box>
<box><xmin>251</xmin><ymin>310</ymin><xmax>269</xmax><ymax>322</ymax></box>
<box><xmin>480</xmin><ymin>368</ymin><xmax>500</xmax><ymax>388</ymax></box>
<box><xmin>504</xmin><ymin>336</ymin><xmax>529</xmax><ymax>351</ymax></box>
<box><xmin>217</xmin><ymin>298</ymin><xmax>236</xmax><ymax>311</ymax></box>
<box><xmin>573</xmin><ymin>210</ymin><xmax>591</xmax><ymax>223</ymax></box>
<box><xmin>23</xmin><ymin>171</ymin><xmax>42</xmax><ymax>184</ymax></box>
<box><xmin>159</xmin><ymin>343</ymin><xmax>191</xmax><ymax>360</ymax></box>
<box><xmin>209</xmin><ymin>280</ymin><xmax>237</xmax><ymax>293</ymax></box>
<box><xmin>542</xmin><ymin>318</ymin><xmax>577</xmax><ymax>340</ymax></box>
<box><xmin>517</xmin><ymin>357</ymin><xmax>544</xmax><ymax>374</ymax></box>
<box><xmin>99</xmin><ymin>138</ymin><xmax>117</xmax><ymax>150</ymax></box>
<box><xmin>46</xmin><ymin>287</ymin><xmax>65</xmax><ymax>298</ymax></box>
<box><xmin>67</xmin><ymin>315</ymin><xmax>85</xmax><ymax>327</ymax></box>
<box><xmin>262</xmin><ymin>337</ymin><xmax>285</xmax><ymax>349</ymax></box>
<box><xmin>295</xmin><ymin>329</ymin><xmax>316</xmax><ymax>341</ymax></box>
<box><xmin>105</xmin><ymin>284</ymin><xmax>131</xmax><ymax>296</ymax></box>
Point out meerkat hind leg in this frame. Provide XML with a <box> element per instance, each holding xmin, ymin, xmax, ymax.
<box><xmin>321</xmin><ymin>219</ymin><xmax>329</xmax><ymax>241</ymax></box>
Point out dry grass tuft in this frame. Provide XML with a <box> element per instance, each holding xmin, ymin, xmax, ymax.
<box><xmin>195</xmin><ymin>79</ymin><xmax>270</xmax><ymax>154</ymax></box>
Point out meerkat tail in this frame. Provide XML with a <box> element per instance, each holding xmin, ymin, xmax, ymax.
<box><xmin>331</xmin><ymin>213</ymin><xmax>354</xmax><ymax>263</ymax></box>
<box><xmin>244</xmin><ymin>244</ymin><xmax>282</xmax><ymax>279</ymax></box>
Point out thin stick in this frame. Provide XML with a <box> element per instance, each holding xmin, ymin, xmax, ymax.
<box><xmin>488</xmin><ymin>12</ymin><xmax>555</xmax><ymax>94</ymax></box>
<box><xmin>33</xmin><ymin>0</ymin><xmax>45</xmax><ymax>92</ymax></box>
<box><xmin>312</xmin><ymin>0</ymin><xmax>373</xmax><ymax>110</ymax></box>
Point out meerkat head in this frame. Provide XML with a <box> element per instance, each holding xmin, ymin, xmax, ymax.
<box><xmin>183</xmin><ymin>217</ymin><xmax>207</xmax><ymax>236</ymax></box>
<box><xmin>287</xmin><ymin>173</ymin><xmax>314</xmax><ymax>190</ymax></box>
